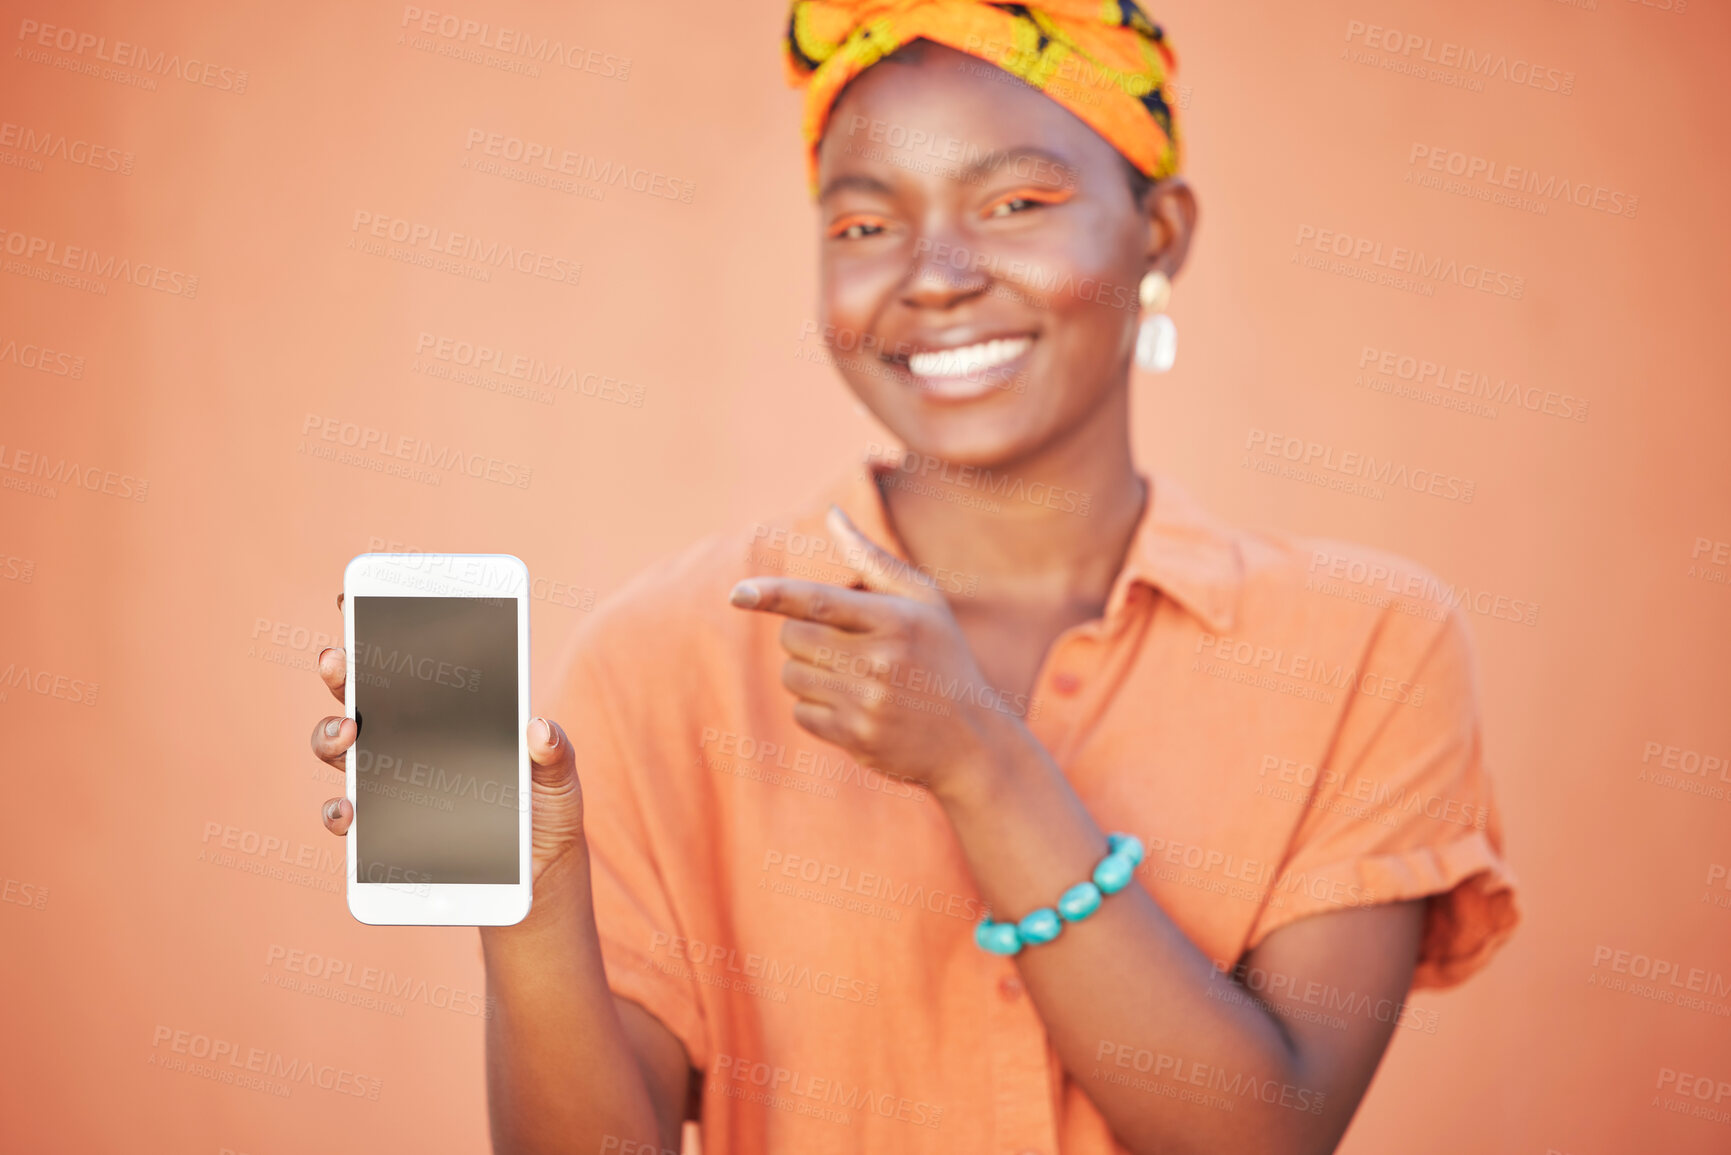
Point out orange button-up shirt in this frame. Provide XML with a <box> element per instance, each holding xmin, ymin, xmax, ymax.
<box><xmin>548</xmin><ymin>462</ymin><xmax>1519</xmax><ymax>1154</ymax></box>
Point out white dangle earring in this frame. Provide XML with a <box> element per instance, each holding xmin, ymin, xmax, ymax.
<box><xmin>1134</xmin><ymin>270</ymin><xmax>1177</xmax><ymax>373</ymax></box>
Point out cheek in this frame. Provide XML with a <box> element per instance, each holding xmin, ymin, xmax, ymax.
<box><xmin>822</xmin><ymin>243</ymin><xmax>905</xmax><ymax>318</ymax></box>
<box><xmin>1057</xmin><ymin>230</ymin><xmax>1143</xmax><ymax>320</ymax></box>
<box><xmin>820</xmin><ymin>269</ymin><xmax>909</xmax><ymax>395</ymax></box>
<box><xmin>1000</xmin><ymin>224</ymin><xmax>1141</xmax><ymax>321</ymax></box>
<box><xmin>1040</xmin><ymin>271</ymin><xmax>1140</xmax><ymax>372</ymax></box>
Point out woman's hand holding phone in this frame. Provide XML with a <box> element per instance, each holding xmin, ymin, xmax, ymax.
<box><xmin>305</xmin><ymin>623</ymin><xmax>585</xmax><ymax>889</ymax></box>
<box><xmin>305</xmin><ymin>601</ymin><xmax>690</xmax><ymax>1152</ymax></box>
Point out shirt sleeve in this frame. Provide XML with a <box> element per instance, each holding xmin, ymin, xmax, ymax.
<box><xmin>548</xmin><ymin>634</ymin><xmax>714</xmax><ymax>1069</ymax></box>
<box><xmin>1244</xmin><ymin>606</ymin><xmax>1520</xmax><ymax>989</ymax></box>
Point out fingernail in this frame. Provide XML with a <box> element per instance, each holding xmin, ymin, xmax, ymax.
<box><xmin>317</xmin><ymin>647</ymin><xmax>334</xmax><ymax>664</ymax></box>
<box><xmin>324</xmin><ymin>799</ymin><xmax>342</xmax><ymax>823</ymax></box>
<box><xmin>324</xmin><ymin>718</ymin><xmax>342</xmax><ymax>738</ymax></box>
<box><xmin>535</xmin><ymin>717</ymin><xmax>556</xmax><ymax>748</ymax></box>
<box><xmin>729</xmin><ymin>582</ymin><xmax>760</xmax><ymax>608</ymax></box>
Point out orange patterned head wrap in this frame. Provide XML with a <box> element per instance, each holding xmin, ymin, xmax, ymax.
<box><xmin>784</xmin><ymin>0</ymin><xmax>1181</xmax><ymax>196</ymax></box>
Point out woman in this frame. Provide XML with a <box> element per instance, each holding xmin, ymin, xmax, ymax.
<box><xmin>310</xmin><ymin>3</ymin><xmax>1518</xmax><ymax>1152</ymax></box>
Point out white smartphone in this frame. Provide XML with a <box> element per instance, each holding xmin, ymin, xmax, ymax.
<box><xmin>341</xmin><ymin>553</ymin><xmax>532</xmax><ymax>926</ymax></box>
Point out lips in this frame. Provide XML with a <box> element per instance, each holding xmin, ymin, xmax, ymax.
<box><xmin>898</xmin><ymin>334</ymin><xmax>1035</xmax><ymax>400</ymax></box>
<box><xmin>907</xmin><ymin>336</ymin><xmax>1032</xmax><ymax>380</ymax></box>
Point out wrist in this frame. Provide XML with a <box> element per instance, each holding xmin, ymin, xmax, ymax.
<box><xmin>481</xmin><ymin>835</ymin><xmax>593</xmax><ymax>954</ymax></box>
<box><xmin>930</xmin><ymin>715</ymin><xmax>1041</xmax><ymax>816</ymax></box>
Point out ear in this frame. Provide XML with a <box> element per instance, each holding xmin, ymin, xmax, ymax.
<box><xmin>1143</xmin><ymin>176</ymin><xmax>1198</xmax><ymax>281</ymax></box>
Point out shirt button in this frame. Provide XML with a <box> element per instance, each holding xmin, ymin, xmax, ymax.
<box><xmin>1051</xmin><ymin>672</ymin><xmax>1081</xmax><ymax>695</ymax></box>
<box><xmin>998</xmin><ymin>974</ymin><xmax>1023</xmax><ymax>1001</ymax></box>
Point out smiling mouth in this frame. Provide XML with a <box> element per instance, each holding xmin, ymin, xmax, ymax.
<box><xmin>904</xmin><ymin>336</ymin><xmax>1034</xmax><ymax>397</ymax></box>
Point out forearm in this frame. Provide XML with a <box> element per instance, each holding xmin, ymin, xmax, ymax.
<box><xmin>480</xmin><ymin>840</ymin><xmax>671</xmax><ymax>1155</ymax></box>
<box><xmin>935</xmin><ymin>726</ymin><xmax>1324</xmax><ymax>1155</ymax></box>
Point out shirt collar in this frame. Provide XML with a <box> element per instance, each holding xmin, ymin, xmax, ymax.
<box><xmin>831</xmin><ymin>461</ymin><xmax>1243</xmax><ymax>634</ymax></box>
<box><xmin>1109</xmin><ymin>473</ymin><xmax>1243</xmax><ymax>633</ymax></box>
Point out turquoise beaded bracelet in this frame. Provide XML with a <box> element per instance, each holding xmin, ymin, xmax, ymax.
<box><xmin>973</xmin><ymin>834</ymin><xmax>1145</xmax><ymax>956</ymax></box>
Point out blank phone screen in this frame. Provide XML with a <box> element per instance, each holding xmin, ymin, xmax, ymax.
<box><xmin>352</xmin><ymin>595</ymin><xmax>520</xmax><ymax>885</ymax></box>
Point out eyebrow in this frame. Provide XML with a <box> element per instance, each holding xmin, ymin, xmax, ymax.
<box><xmin>817</xmin><ymin>172</ymin><xmax>898</xmax><ymax>202</ymax></box>
<box><xmin>816</xmin><ymin>145</ymin><xmax>1078</xmax><ymax>202</ymax></box>
<box><xmin>960</xmin><ymin>146</ymin><xmax>1073</xmax><ymax>181</ymax></box>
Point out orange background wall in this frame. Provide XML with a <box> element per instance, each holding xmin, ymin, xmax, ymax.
<box><xmin>3</xmin><ymin>1</ymin><xmax>1728</xmax><ymax>1152</ymax></box>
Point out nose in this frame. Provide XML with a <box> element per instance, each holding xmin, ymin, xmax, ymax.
<box><xmin>900</xmin><ymin>234</ymin><xmax>990</xmax><ymax>310</ymax></box>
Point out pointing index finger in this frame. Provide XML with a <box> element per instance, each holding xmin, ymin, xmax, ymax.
<box><xmin>729</xmin><ymin>578</ymin><xmax>886</xmax><ymax>632</ymax></box>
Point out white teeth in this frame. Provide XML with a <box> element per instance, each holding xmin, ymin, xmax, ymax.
<box><xmin>907</xmin><ymin>337</ymin><xmax>1032</xmax><ymax>381</ymax></box>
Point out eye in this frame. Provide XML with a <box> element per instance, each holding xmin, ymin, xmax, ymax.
<box><xmin>827</xmin><ymin>214</ymin><xmax>888</xmax><ymax>240</ymax></box>
<box><xmin>984</xmin><ymin>188</ymin><xmax>1073</xmax><ymax>218</ymax></box>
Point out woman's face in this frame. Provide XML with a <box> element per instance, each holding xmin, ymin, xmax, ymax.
<box><xmin>815</xmin><ymin>41</ymin><xmax>1194</xmax><ymax>469</ymax></box>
